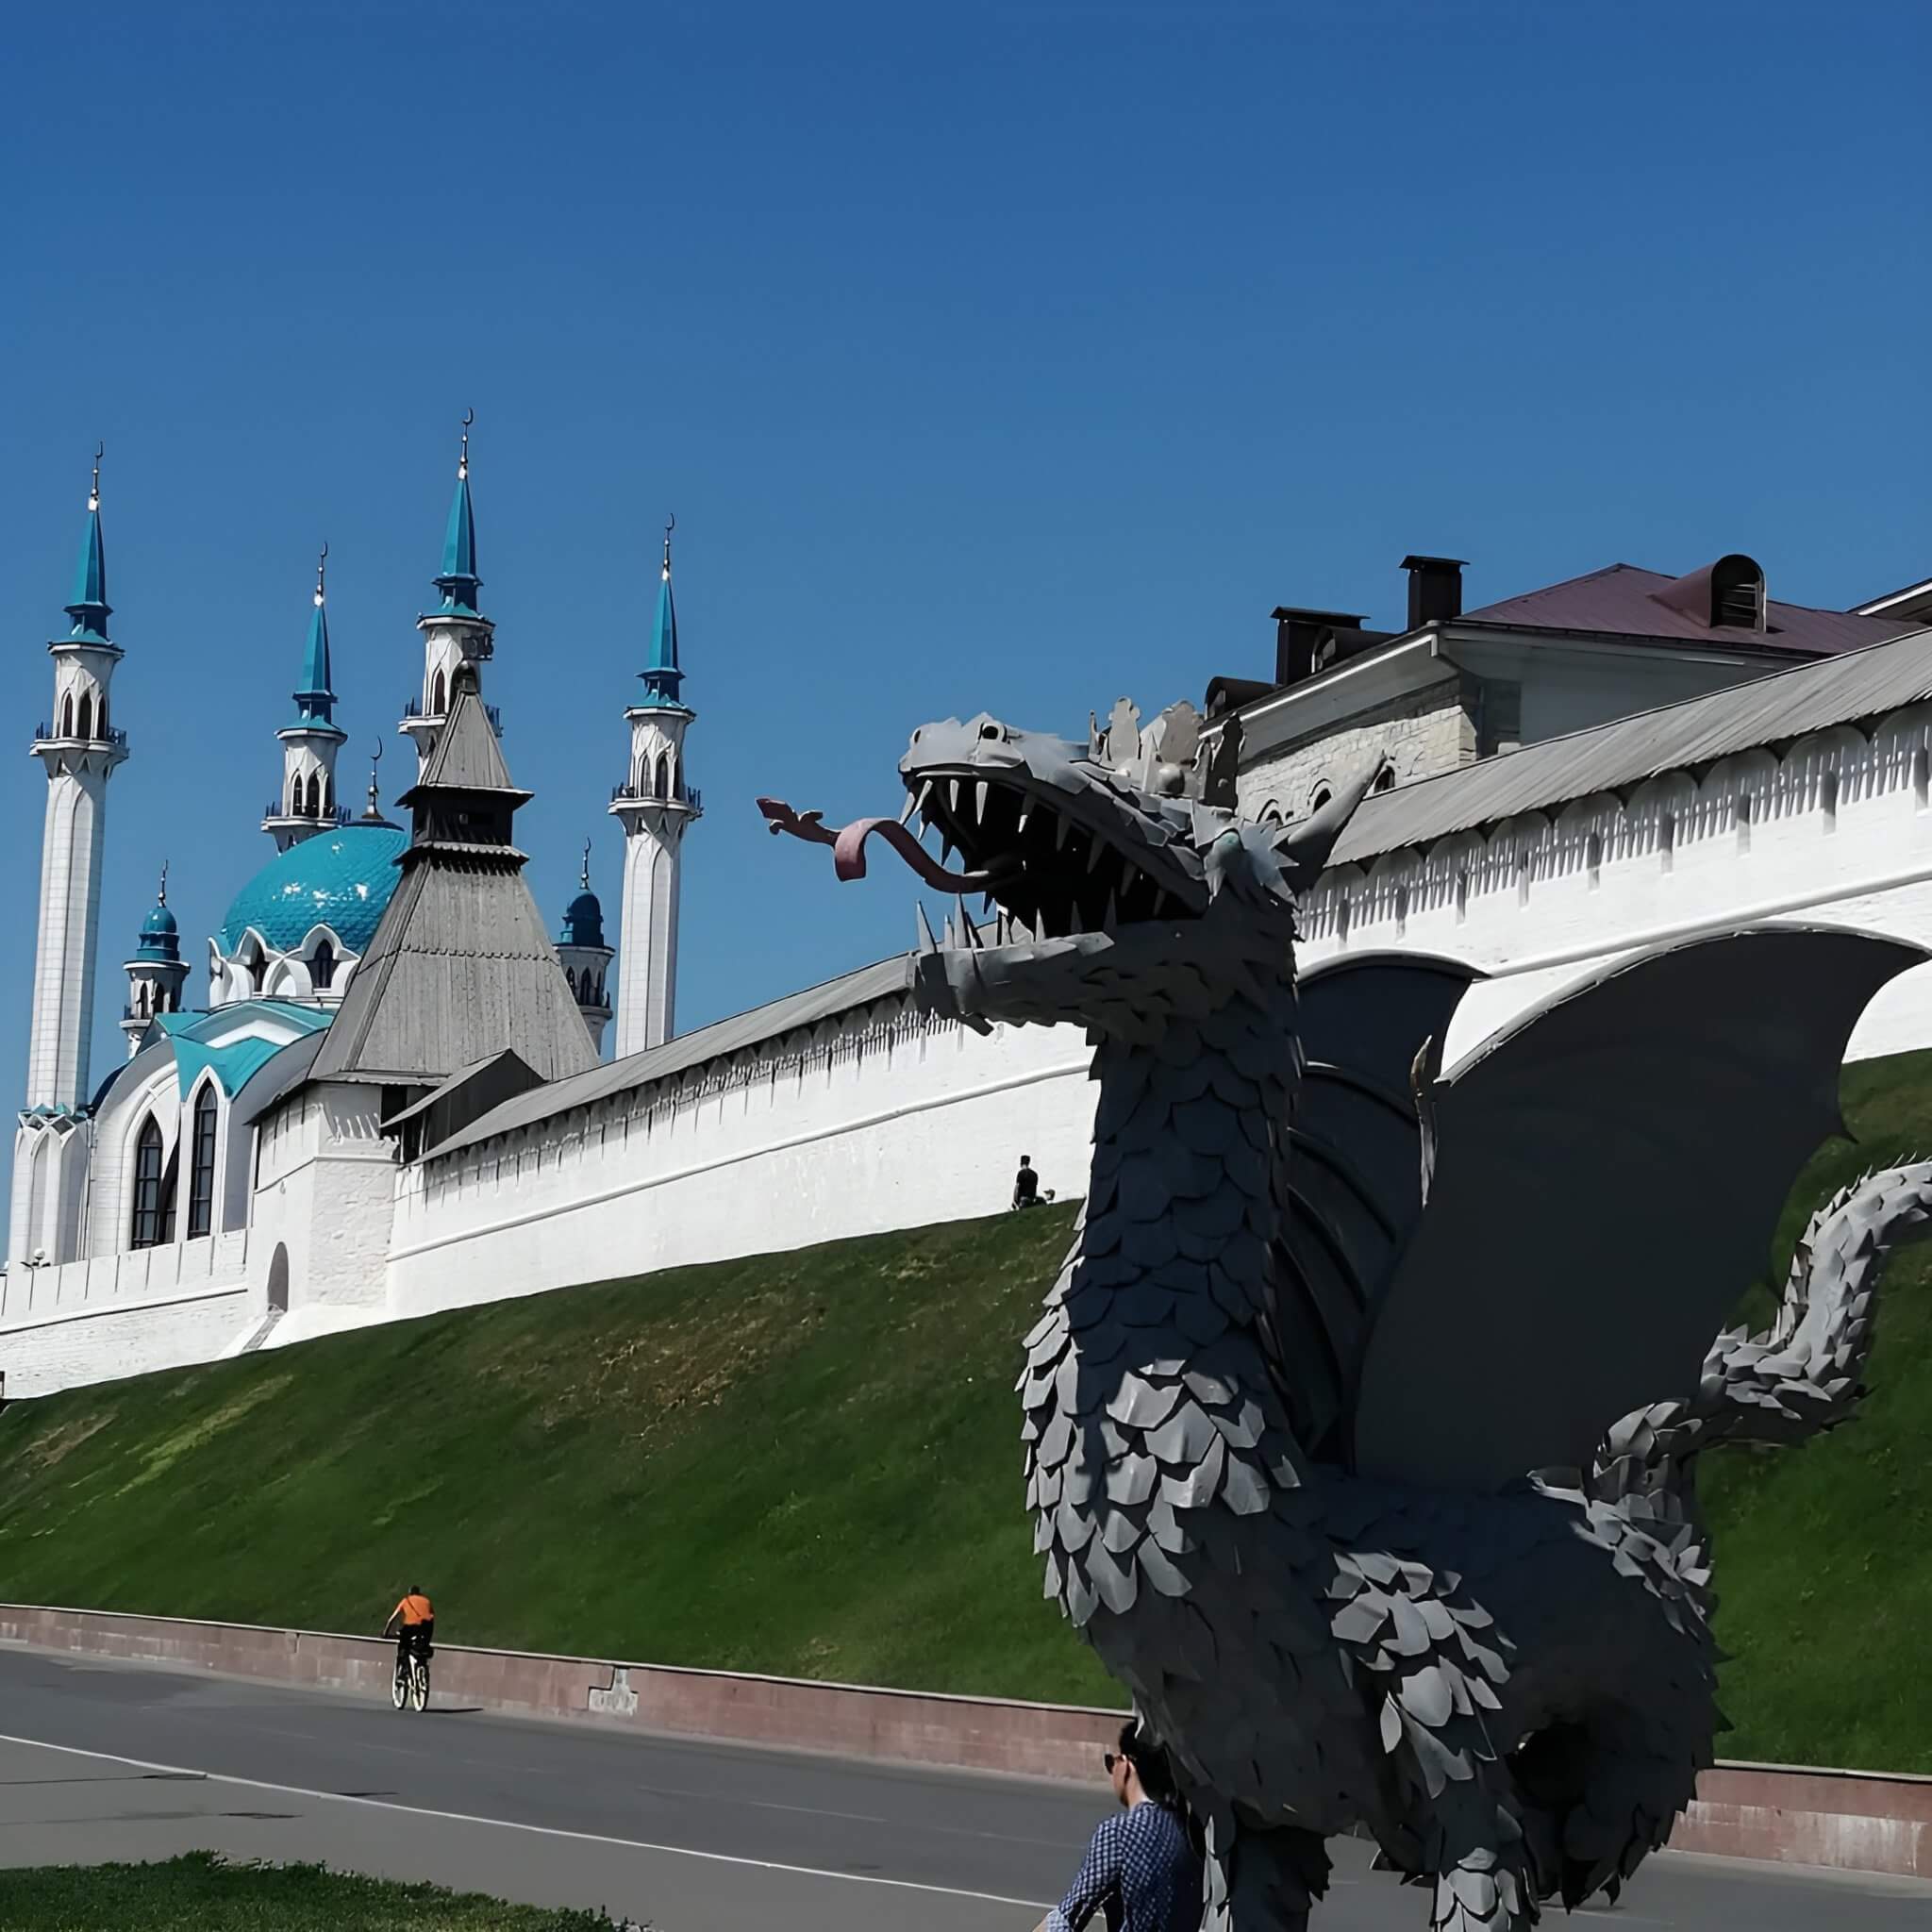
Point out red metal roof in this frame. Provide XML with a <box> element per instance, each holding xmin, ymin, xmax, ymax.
<box><xmin>1458</xmin><ymin>562</ymin><xmax>1907</xmax><ymax>657</ymax></box>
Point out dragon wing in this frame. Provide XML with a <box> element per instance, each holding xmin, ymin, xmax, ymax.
<box><xmin>1349</xmin><ymin>924</ymin><xmax>1927</xmax><ymax>1491</ymax></box>
<box><xmin>1271</xmin><ymin>951</ymin><xmax>1481</xmax><ymax>1463</ymax></box>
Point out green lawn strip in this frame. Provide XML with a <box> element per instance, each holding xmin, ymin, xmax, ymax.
<box><xmin>0</xmin><ymin>1852</ymin><xmax>621</xmax><ymax>1930</ymax></box>
<box><xmin>4</xmin><ymin>1053</ymin><xmax>1930</xmax><ymax>1768</ymax></box>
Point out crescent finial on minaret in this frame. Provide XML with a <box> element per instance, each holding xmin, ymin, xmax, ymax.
<box><xmin>90</xmin><ymin>441</ymin><xmax>104</xmax><ymax>513</ymax></box>
<box><xmin>459</xmin><ymin>407</ymin><xmax>474</xmax><ymax>480</ymax></box>
<box><xmin>316</xmin><ymin>541</ymin><xmax>328</xmax><ymax>607</ymax></box>
<box><xmin>663</xmin><ymin>512</ymin><xmax>675</xmax><ymax>579</ymax></box>
<box><xmin>158</xmin><ymin>858</ymin><xmax>169</xmax><ymax>908</ymax></box>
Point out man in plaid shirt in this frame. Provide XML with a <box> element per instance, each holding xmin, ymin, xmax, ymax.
<box><xmin>1040</xmin><ymin>1722</ymin><xmax>1203</xmax><ymax>1932</ymax></box>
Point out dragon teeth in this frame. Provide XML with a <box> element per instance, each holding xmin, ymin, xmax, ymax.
<box><xmin>949</xmin><ymin>778</ymin><xmax>961</xmax><ymax>818</ymax></box>
<box><xmin>898</xmin><ymin>791</ymin><xmax>918</xmax><ymax>826</ymax></box>
<box><xmin>1055</xmin><ymin>815</ymin><xmax>1073</xmax><ymax>852</ymax></box>
<box><xmin>1017</xmin><ymin>805</ymin><xmax>1031</xmax><ymax>837</ymax></box>
<box><xmin>974</xmin><ymin>778</ymin><xmax>989</xmax><ymax>824</ymax></box>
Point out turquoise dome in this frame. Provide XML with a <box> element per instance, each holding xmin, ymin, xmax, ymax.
<box><xmin>137</xmin><ymin>900</ymin><xmax>181</xmax><ymax>963</ymax></box>
<box><xmin>142</xmin><ymin>903</ymin><xmax>177</xmax><ymax>937</ymax></box>
<box><xmin>560</xmin><ymin>888</ymin><xmax>605</xmax><ymax>949</ymax></box>
<box><xmin>216</xmin><ymin>825</ymin><xmax>408</xmax><ymax>957</ymax></box>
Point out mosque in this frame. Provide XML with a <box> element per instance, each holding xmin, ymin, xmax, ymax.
<box><xmin>5</xmin><ymin>436</ymin><xmax>1931</xmax><ymax>1399</ymax></box>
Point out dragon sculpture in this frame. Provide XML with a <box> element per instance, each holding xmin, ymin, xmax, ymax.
<box><xmin>761</xmin><ymin>703</ymin><xmax>1932</xmax><ymax>1929</ymax></box>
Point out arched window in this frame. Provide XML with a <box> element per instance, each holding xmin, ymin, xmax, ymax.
<box><xmin>432</xmin><ymin>669</ymin><xmax>446</xmax><ymax>715</ymax></box>
<box><xmin>76</xmin><ymin>692</ymin><xmax>93</xmax><ymax>740</ymax></box>
<box><xmin>60</xmin><ymin>694</ymin><xmax>74</xmax><ymax>737</ymax></box>
<box><xmin>310</xmin><ymin>940</ymin><xmax>335</xmax><ymax>991</ymax></box>
<box><xmin>565</xmin><ymin>966</ymin><xmax>577</xmax><ymax>997</ymax></box>
<box><xmin>242</xmin><ymin>942</ymin><xmax>265</xmax><ymax>994</ymax></box>
<box><xmin>131</xmin><ymin>1117</ymin><xmax>165</xmax><ymax>1249</ymax></box>
<box><xmin>306</xmin><ymin>772</ymin><xmax>322</xmax><ymax>815</ymax></box>
<box><xmin>187</xmin><ymin>1084</ymin><xmax>219</xmax><ymax>1240</ymax></box>
<box><xmin>1372</xmin><ymin>766</ymin><xmax>1395</xmax><ymax>794</ymax></box>
<box><xmin>1309</xmin><ymin>784</ymin><xmax>1334</xmax><ymax>814</ymax></box>
<box><xmin>655</xmin><ymin>754</ymin><xmax>671</xmax><ymax>799</ymax></box>
<box><xmin>97</xmin><ymin>696</ymin><xmax>108</xmax><ymax>735</ymax></box>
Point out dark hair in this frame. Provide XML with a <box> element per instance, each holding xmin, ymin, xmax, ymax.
<box><xmin>408</xmin><ymin>1583</ymin><xmax>421</xmax><ymax>1594</ymax></box>
<box><xmin>1116</xmin><ymin>1719</ymin><xmax>1180</xmax><ymax>1809</ymax></box>
<box><xmin>1020</xmin><ymin>1154</ymin><xmax>1031</xmax><ymax>1164</ymax></box>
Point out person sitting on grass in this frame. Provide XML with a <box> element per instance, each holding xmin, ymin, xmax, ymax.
<box><xmin>1037</xmin><ymin>1719</ymin><xmax>1203</xmax><ymax>1931</ymax></box>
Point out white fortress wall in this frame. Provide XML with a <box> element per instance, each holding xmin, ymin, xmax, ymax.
<box><xmin>387</xmin><ymin>991</ymin><xmax>1097</xmax><ymax>1319</ymax></box>
<box><xmin>1299</xmin><ymin>702</ymin><xmax>1932</xmax><ymax>1067</ymax></box>
<box><xmin>0</xmin><ymin>1229</ymin><xmax>253</xmax><ymax>1396</ymax></box>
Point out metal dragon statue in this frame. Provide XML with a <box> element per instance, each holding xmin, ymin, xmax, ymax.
<box><xmin>761</xmin><ymin>701</ymin><xmax>1932</xmax><ymax>1929</ymax></box>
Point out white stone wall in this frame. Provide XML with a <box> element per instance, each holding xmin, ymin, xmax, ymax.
<box><xmin>389</xmin><ymin>999</ymin><xmax>1096</xmax><ymax>1319</ymax></box>
<box><xmin>1238</xmin><ymin>676</ymin><xmax>1473</xmax><ymax>823</ymax></box>
<box><xmin>25</xmin><ymin>767</ymin><xmax>108</xmax><ymax>1114</ymax></box>
<box><xmin>0</xmin><ymin>1281</ymin><xmax>249</xmax><ymax>1397</ymax></box>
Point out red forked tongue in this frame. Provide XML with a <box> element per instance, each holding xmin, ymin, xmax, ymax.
<box><xmin>757</xmin><ymin>798</ymin><xmax>1003</xmax><ymax>891</ymax></box>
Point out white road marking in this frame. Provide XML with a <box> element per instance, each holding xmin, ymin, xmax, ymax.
<box><xmin>0</xmin><ymin>1730</ymin><xmax>1052</xmax><ymax>1910</ymax></box>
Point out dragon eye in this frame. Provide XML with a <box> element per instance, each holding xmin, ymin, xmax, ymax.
<box><xmin>979</xmin><ymin>722</ymin><xmax>1003</xmax><ymax>741</ymax></box>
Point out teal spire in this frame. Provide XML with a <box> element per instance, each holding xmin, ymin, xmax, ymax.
<box><xmin>638</xmin><ymin>515</ymin><xmax>685</xmax><ymax>706</ymax></box>
<box><xmin>292</xmin><ymin>543</ymin><xmax>339</xmax><ymax>726</ymax></box>
<box><xmin>64</xmin><ymin>443</ymin><xmax>112</xmax><ymax>643</ymax></box>
<box><xmin>137</xmin><ymin>862</ymin><xmax>181</xmax><ymax>963</ymax></box>
<box><xmin>433</xmin><ymin>408</ymin><xmax>483</xmax><ymax>615</ymax></box>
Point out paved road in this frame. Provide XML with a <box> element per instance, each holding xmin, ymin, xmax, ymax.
<box><xmin>0</xmin><ymin>1646</ymin><xmax>1926</xmax><ymax>1929</ymax></box>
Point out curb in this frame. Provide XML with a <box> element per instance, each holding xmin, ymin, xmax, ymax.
<box><xmin>2</xmin><ymin>1605</ymin><xmax>1926</xmax><ymax>1880</ymax></box>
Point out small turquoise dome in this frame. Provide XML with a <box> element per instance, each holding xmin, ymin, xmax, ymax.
<box><xmin>216</xmin><ymin>824</ymin><xmax>408</xmax><ymax>958</ymax></box>
<box><xmin>137</xmin><ymin>901</ymin><xmax>180</xmax><ymax>961</ymax></box>
<box><xmin>560</xmin><ymin>888</ymin><xmax>605</xmax><ymax>950</ymax></box>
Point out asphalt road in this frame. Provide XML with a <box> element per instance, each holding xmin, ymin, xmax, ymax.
<box><xmin>0</xmin><ymin>1645</ymin><xmax>1926</xmax><ymax>1929</ymax></box>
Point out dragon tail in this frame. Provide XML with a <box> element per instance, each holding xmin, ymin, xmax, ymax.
<box><xmin>1590</xmin><ymin>1159</ymin><xmax>1932</xmax><ymax>1503</ymax></box>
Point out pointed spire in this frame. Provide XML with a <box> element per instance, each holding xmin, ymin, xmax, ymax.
<box><xmin>359</xmin><ymin>741</ymin><xmax>393</xmax><ymax>825</ymax></box>
<box><xmin>65</xmin><ymin>442</ymin><xmax>112</xmax><ymax>641</ymax></box>
<box><xmin>581</xmin><ymin>839</ymin><xmax>592</xmax><ymax>892</ymax></box>
<box><xmin>638</xmin><ymin>513</ymin><xmax>685</xmax><ymax>705</ymax></box>
<box><xmin>158</xmin><ymin>858</ymin><xmax>168</xmax><ymax>908</ymax></box>
<box><xmin>293</xmin><ymin>542</ymin><xmax>338</xmax><ymax>724</ymax></box>
<box><xmin>434</xmin><ymin>408</ymin><xmax>482</xmax><ymax>614</ymax></box>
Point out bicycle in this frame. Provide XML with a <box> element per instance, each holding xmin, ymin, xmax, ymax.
<box><xmin>391</xmin><ymin>1630</ymin><xmax>431</xmax><ymax>1713</ymax></box>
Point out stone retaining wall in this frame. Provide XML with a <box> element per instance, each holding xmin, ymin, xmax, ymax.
<box><xmin>2</xmin><ymin>1605</ymin><xmax>1925</xmax><ymax>1879</ymax></box>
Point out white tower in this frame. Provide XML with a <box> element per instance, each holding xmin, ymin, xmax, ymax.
<box><xmin>261</xmin><ymin>546</ymin><xmax>347</xmax><ymax>850</ymax></box>
<box><xmin>401</xmin><ymin>411</ymin><xmax>495</xmax><ymax>776</ymax></box>
<box><xmin>609</xmin><ymin>519</ymin><xmax>701</xmax><ymax>1057</ymax></box>
<box><xmin>122</xmin><ymin>864</ymin><xmax>190</xmax><ymax>1059</ymax></box>
<box><xmin>10</xmin><ymin>449</ymin><xmax>131</xmax><ymax>1268</ymax></box>
<box><xmin>556</xmin><ymin>843</ymin><xmax>615</xmax><ymax>1058</ymax></box>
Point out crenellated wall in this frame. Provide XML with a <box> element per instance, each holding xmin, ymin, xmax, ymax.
<box><xmin>388</xmin><ymin>993</ymin><xmax>1096</xmax><ymax>1318</ymax></box>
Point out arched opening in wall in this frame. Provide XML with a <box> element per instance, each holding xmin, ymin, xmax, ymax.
<box><xmin>60</xmin><ymin>694</ymin><xmax>74</xmax><ymax>738</ymax></box>
<box><xmin>187</xmin><ymin>1083</ymin><xmax>219</xmax><ymax>1240</ymax></box>
<box><xmin>130</xmin><ymin>1116</ymin><xmax>165</xmax><ymax>1249</ymax></box>
<box><xmin>1259</xmin><ymin>800</ymin><xmax>1283</xmax><ymax>827</ymax></box>
<box><xmin>310</xmin><ymin>940</ymin><xmax>335</xmax><ymax>991</ymax></box>
<box><xmin>1372</xmin><ymin>766</ymin><xmax>1395</xmax><ymax>794</ymax></box>
<box><xmin>1310</xmin><ymin>784</ymin><xmax>1334</xmax><ymax>814</ymax></box>
<box><xmin>267</xmin><ymin>1243</ymin><xmax>291</xmax><ymax>1315</ymax></box>
<box><xmin>97</xmin><ymin>696</ymin><xmax>108</xmax><ymax>736</ymax></box>
<box><xmin>76</xmin><ymin>692</ymin><xmax>93</xmax><ymax>741</ymax></box>
<box><xmin>432</xmin><ymin>669</ymin><xmax>447</xmax><ymax>716</ymax></box>
<box><xmin>306</xmin><ymin>773</ymin><xmax>322</xmax><ymax>816</ymax></box>
<box><xmin>242</xmin><ymin>941</ymin><xmax>265</xmax><ymax>995</ymax></box>
<box><xmin>655</xmin><ymin>754</ymin><xmax>671</xmax><ymax>799</ymax></box>
<box><xmin>565</xmin><ymin>966</ymin><xmax>577</xmax><ymax>998</ymax></box>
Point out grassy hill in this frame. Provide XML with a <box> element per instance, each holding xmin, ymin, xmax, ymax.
<box><xmin>4</xmin><ymin>1050</ymin><xmax>1931</xmax><ymax>1769</ymax></box>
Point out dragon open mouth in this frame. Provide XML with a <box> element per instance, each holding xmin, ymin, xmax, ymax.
<box><xmin>902</xmin><ymin>767</ymin><xmax>1194</xmax><ymax>942</ymax></box>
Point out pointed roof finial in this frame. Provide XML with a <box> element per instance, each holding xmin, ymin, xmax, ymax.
<box><xmin>581</xmin><ymin>838</ymin><xmax>592</xmax><ymax>891</ymax></box>
<box><xmin>315</xmin><ymin>541</ymin><xmax>328</xmax><ymax>607</ymax></box>
<box><xmin>434</xmin><ymin>411</ymin><xmax>483</xmax><ymax>612</ymax></box>
<box><xmin>360</xmin><ymin>738</ymin><xmax>391</xmax><ymax>824</ymax></box>
<box><xmin>158</xmin><ymin>858</ymin><xmax>169</xmax><ymax>908</ymax></box>
<box><xmin>458</xmin><ymin>406</ymin><xmax>473</xmax><ymax>481</ymax></box>
<box><xmin>65</xmin><ymin>441</ymin><xmax>112</xmax><ymax>639</ymax></box>
<box><xmin>663</xmin><ymin>512</ymin><xmax>675</xmax><ymax>579</ymax></box>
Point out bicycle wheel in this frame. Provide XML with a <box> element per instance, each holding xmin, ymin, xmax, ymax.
<box><xmin>410</xmin><ymin>1656</ymin><xmax>429</xmax><ymax>1713</ymax></box>
<box><xmin>391</xmin><ymin>1658</ymin><xmax>408</xmax><ymax>1710</ymax></box>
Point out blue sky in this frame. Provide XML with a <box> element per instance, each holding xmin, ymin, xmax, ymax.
<box><xmin>2</xmin><ymin>1</ymin><xmax>1926</xmax><ymax>1116</ymax></box>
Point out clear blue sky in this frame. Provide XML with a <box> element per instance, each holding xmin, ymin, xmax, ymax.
<box><xmin>2</xmin><ymin>1</ymin><xmax>1926</xmax><ymax>1112</ymax></box>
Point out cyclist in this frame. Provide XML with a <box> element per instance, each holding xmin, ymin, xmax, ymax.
<box><xmin>383</xmin><ymin>1584</ymin><xmax>435</xmax><ymax>1675</ymax></box>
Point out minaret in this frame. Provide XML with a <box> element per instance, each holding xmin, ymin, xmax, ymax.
<box><xmin>122</xmin><ymin>864</ymin><xmax>190</xmax><ymax>1058</ymax></box>
<box><xmin>10</xmin><ymin>447</ymin><xmax>131</xmax><ymax>1267</ymax></box>
<box><xmin>262</xmin><ymin>545</ymin><xmax>348</xmax><ymax>851</ymax></box>
<box><xmin>401</xmin><ymin>410</ymin><xmax>494</xmax><ymax>775</ymax></box>
<box><xmin>610</xmin><ymin>517</ymin><xmax>701</xmax><ymax>1057</ymax></box>
<box><xmin>557</xmin><ymin>842</ymin><xmax>615</xmax><ymax>1058</ymax></box>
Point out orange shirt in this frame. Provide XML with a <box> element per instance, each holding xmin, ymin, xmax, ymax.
<box><xmin>392</xmin><ymin>1592</ymin><xmax>434</xmax><ymax>1625</ymax></box>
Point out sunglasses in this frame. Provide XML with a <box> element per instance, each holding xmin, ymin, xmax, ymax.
<box><xmin>1104</xmin><ymin>1752</ymin><xmax>1121</xmax><ymax>1773</ymax></box>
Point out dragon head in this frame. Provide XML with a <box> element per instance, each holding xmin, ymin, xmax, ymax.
<box><xmin>893</xmin><ymin>713</ymin><xmax>1384</xmax><ymax>1041</ymax></box>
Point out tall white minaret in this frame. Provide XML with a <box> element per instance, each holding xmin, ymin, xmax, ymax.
<box><xmin>261</xmin><ymin>545</ymin><xmax>347</xmax><ymax>850</ymax></box>
<box><xmin>10</xmin><ymin>448</ymin><xmax>131</xmax><ymax>1268</ymax></box>
<box><xmin>400</xmin><ymin>410</ymin><xmax>495</xmax><ymax>776</ymax></box>
<box><xmin>609</xmin><ymin>518</ymin><xmax>701</xmax><ymax>1057</ymax></box>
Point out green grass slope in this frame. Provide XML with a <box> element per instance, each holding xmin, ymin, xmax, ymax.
<box><xmin>3</xmin><ymin>1051</ymin><xmax>1931</xmax><ymax>1768</ymax></box>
